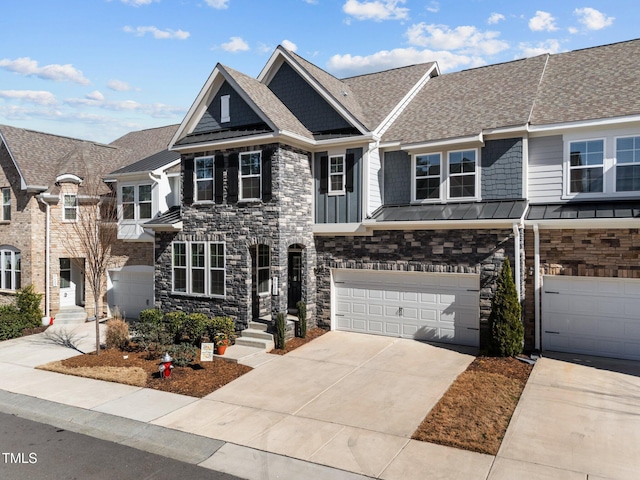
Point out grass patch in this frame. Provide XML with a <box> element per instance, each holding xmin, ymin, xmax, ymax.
<box><xmin>38</xmin><ymin>361</ymin><xmax>147</xmax><ymax>387</ymax></box>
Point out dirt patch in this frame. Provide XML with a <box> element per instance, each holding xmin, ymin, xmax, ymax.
<box><xmin>412</xmin><ymin>356</ymin><xmax>533</xmax><ymax>455</ymax></box>
<box><xmin>268</xmin><ymin>327</ymin><xmax>327</xmax><ymax>355</ymax></box>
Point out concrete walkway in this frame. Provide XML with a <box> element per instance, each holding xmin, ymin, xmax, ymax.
<box><xmin>1</xmin><ymin>324</ymin><xmax>639</xmax><ymax>479</ymax></box>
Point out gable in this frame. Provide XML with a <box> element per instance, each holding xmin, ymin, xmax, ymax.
<box><xmin>193</xmin><ymin>80</ymin><xmax>266</xmax><ymax>134</ymax></box>
<box><xmin>267</xmin><ymin>62</ymin><xmax>357</xmax><ymax>136</ymax></box>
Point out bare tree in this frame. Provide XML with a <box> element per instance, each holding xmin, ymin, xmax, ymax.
<box><xmin>60</xmin><ymin>174</ymin><xmax>118</xmax><ymax>355</ymax></box>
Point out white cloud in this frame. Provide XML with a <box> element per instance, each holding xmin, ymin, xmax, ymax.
<box><xmin>86</xmin><ymin>91</ymin><xmax>104</xmax><ymax>101</ymax></box>
<box><xmin>0</xmin><ymin>57</ymin><xmax>90</xmax><ymax>85</ymax></box>
<box><xmin>528</xmin><ymin>11</ymin><xmax>558</xmax><ymax>32</ymax></box>
<box><xmin>123</xmin><ymin>26</ymin><xmax>190</xmax><ymax>40</ymax></box>
<box><xmin>327</xmin><ymin>47</ymin><xmax>484</xmax><ymax>76</ymax></box>
<box><xmin>568</xmin><ymin>27</ymin><xmax>578</xmax><ymax>34</ymax></box>
<box><xmin>64</xmin><ymin>95</ymin><xmax>186</xmax><ymax>118</ymax></box>
<box><xmin>108</xmin><ymin>80</ymin><xmax>132</xmax><ymax>91</ymax></box>
<box><xmin>221</xmin><ymin>36</ymin><xmax>249</xmax><ymax>52</ymax></box>
<box><xmin>406</xmin><ymin>23</ymin><xmax>509</xmax><ymax>56</ymax></box>
<box><xmin>282</xmin><ymin>39</ymin><xmax>298</xmax><ymax>52</ymax></box>
<box><xmin>205</xmin><ymin>0</ymin><xmax>229</xmax><ymax>8</ymax></box>
<box><xmin>120</xmin><ymin>0</ymin><xmax>155</xmax><ymax>6</ymax></box>
<box><xmin>303</xmin><ymin>0</ymin><xmax>318</xmax><ymax>4</ymax></box>
<box><xmin>0</xmin><ymin>90</ymin><xmax>58</xmax><ymax>105</ymax></box>
<box><xmin>518</xmin><ymin>39</ymin><xmax>562</xmax><ymax>57</ymax></box>
<box><xmin>574</xmin><ymin>7</ymin><xmax>614</xmax><ymax>30</ymax></box>
<box><xmin>426</xmin><ymin>1</ymin><xmax>439</xmax><ymax>13</ymax></box>
<box><xmin>342</xmin><ymin>0</ymin><xmax>409</xmax><ymax>21</ymax></box>
<box><xmin>488</xmin><ymin>13</ymin><xmax>505</xmax><ymax>25</ymax></box>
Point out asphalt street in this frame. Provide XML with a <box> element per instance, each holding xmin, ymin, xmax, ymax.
<box><xmin>0</xmin><ymin>412</ymin><xmax>243</xmax><ymax>480</ymax></box>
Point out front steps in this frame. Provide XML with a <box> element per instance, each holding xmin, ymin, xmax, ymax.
<box><xmin>54</xmin><ymin>306</ymin><xmax>88</xmax><ymax>325</ymax></box>
<box><xmin>235</xmin><ymin>321</ymin><xmax>275</xmax><ymax>351</ymax></box>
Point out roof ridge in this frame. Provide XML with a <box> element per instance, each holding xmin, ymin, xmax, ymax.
<box><xmin>340</xmin><ymin>62</ymin><xmax>434</xmax><ymax>80</ymax></box>
<box><xmin>0</xmin><ymin>123</ymin><xmax>113</xmax><ymax>146</ymax></box>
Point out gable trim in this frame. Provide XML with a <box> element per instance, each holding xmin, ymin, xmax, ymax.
<box><xmin>0</xmin><ymin>129</ymin><xmax>28</xmax><ymax>191</ymax></box>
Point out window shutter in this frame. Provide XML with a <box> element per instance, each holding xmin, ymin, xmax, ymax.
<box><xmin>319</xmin><ymin>155</ymin><xmax>328</xmax><ymax>194</ymax></box>
<box><xmin>227</xmin><ymin>152</ymin><xmax>239</xmax><ymax>203</ymax></box>
<box><xmin>346</xmin><ymin>152</ymin><xmax>355</xmax><ymax>192</ymax></box>
<box><xmin>214</xmin><ymin>154</ymin><xmax>224</xmax><ymax>204</ymax></box>
<box><xmin>183</xmin><ymin>157</ymin><xmax>194</xmax><ymax>205</ymax></box>
<box><xmin>262</xmin><ymin>147</ymin><xmax>273</xmax><ymax>201</ymax></box>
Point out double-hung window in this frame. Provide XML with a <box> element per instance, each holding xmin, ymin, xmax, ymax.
<box><xmin>122</xmin><ymin>186</ymin><xmax>135</xmax><ymax>220</ymax></box>
<box><xmin>121</xmin><ymin>184</ymin><xmax>152</xmax><ymax>220</ymax></box>
<box><xmin>63</xmin><ymin>195</ymin><xmax>78</xmax><ymax>221</ymax></box>
<box><xmin>1</xmin><ymin>188</ymin><xmax>10</xmax><ymax>221</ymax></box>
<box><xmin>240</xmin><ymin>151</ymin><xmax>261</xmax><ymax>200</ymax></box>
<box><xmin>415</xmin><ymin>154</ymin><xmax>441</xmax><ymax>200</ymax></box>
<box><xmin>448</xmin><ymin>149</ymin><xmax>477</xmax><ymax>198</ymax></box>
<box><xmin>195</xmin><ymin>156</ymin><xmax>214</xmax><ymax>202</ymax></box>
<box><xmin>616</xmin><ymin>136</ymin><xmax>640</xmax><ymax>192</ymax></box>
<box><xmin>0</xmin><ymin>248</ymin><xmax>20</xmax><ymax>291</ymax></box>
<box><xmin>172</xmin><ymin>241</ymin><xmax>225</xmax><ymax>297</ymax></box>
<box><xmin>569</xmin><ymin>140</ymin><xmax>604</xmax><ymax>193</ymax></box>
<box><xmin>138</xmin><ymin>185</ymin><xmax>152</xmax><ymax>219</ymax></box>
<box><xmin>329</xmin><ymin>155</ymin><xmax>345</xmax><ymax>195</ymax></box>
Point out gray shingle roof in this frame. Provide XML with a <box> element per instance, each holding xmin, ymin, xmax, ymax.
<box><xmin>372</xmin><ymin>200</ymin><xmax>528</xmax><ymax>222</ymax></box>
<box><xmin>144</xmin><ymin>205</ymin><xmax>182</xmax><ymax>227</ymax></box>
<box><xmin>110</xmin><ymin>124</ymin><xmax>179</xmax><ymax>165</ymax></box>
<box><xmin>527</xmin><ymin>201</ymin><xmax>640</xmax><ymax>220</ymax></box>
<box><xmin>530</xmin><ymin>39</ymin><xmax>640</xmax><ymax>125</ymax></box>
<box><xmin>110</xmin><ymin>149</ymin><xmax>180</xmax><ymax>175</ymax></box>
<box><xmin>382</xmin><ymin>55</ymin><xmax>548</xmax><ymax>145</ymax></box>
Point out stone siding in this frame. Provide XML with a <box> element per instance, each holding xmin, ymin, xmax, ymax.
<box><xmin>523</xmin><ymin>228</ymin><xmax>640</xmax><ymax>350</ymax></box>
<box><xmin>155</xmin><ymin>144</ymin><xmax>317</xmax><ymax>330</ymax></box>
<box><xmin>314</xmin><ymin>228</ymin><xmax>517</xmax><ymax>346</ymax></box>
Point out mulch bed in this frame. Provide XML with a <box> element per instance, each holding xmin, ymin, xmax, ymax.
<box><xmin>268</xmin><ymin>327</ymin><xmax>327</xmax><ymax>355</ymax></box>
<box><xmin>412</xmin><ymin>356</ymin><xmax>533</xmax><ymax>455</ymax></box>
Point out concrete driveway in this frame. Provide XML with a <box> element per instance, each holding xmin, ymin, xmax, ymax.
<box><xmin>492</xmin><ymin>353</ymin><xmax>640</xmax><ymax>480</ymax></box>
<box><xmin>154</xmin><ymin>331</ymin><xmax>482</xmax><ymax>478</ymax></box>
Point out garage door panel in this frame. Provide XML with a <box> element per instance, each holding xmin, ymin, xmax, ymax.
<box><xmin>333</xmin><ymin>270</ymin><xmax>480</xmax><ymax>347</ymax></box>
<box><xmin>543</xmin><ymin>276</ymin><xmax>640</xmax><ymax>361</ymax></box>
<box><xmin>110</xmin><ymin>270</ymin><xmax>153</xmax><ymax>320</ymax></box>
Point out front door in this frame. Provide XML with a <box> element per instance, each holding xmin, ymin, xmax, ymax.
<box><xmin>59</xmin><ymin>258</ymin><xmax>76</xmax><ymax>307</ymax></box>
<box><xmin>288</xmin><ymin>251</ymin><xmax>302</xmax><ymax>312</ymax></box>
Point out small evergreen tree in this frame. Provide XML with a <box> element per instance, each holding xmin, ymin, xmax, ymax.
<box><xmin>488</xmin><ymin>258</ymin><xmax>524</xmax><ymax>357</ymax></box>
<box><xmin>295</xmin><ymin>301</ymin><xmax>307</xmax><ymax>339</ymax></box>
<box><xmin>275</xmin><ymin>313</ymin><xmax>286</xmax><ymax>350</ymax></box>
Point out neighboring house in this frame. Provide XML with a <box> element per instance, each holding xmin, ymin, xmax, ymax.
<box><xmin>153</xmin><ymin>38</ymin><xmax>640</xmax><ymax>362</ymax></box>
<box><xmin>0</xmin><ymin>124</ymin><xmax>176</xmax><ymax>322</ymax></box>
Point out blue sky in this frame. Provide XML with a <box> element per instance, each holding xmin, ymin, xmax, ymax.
<box><xmin>0</xmin><ymin>0</ymin><xmax>636</xmax><ymax>143</ymax></box>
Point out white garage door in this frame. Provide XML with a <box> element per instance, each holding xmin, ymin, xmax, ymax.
<box><xmin>333</xmin><ymin>269</ymin><xmax>480</xmax><ymax>347</ymax></box>
<box><xmin>109</xmin><ymin>268</ymin><xmax>154</xmax><ymax>320</ymax></box>
<box><xmin>543</xmin><ymin>276</ymin><xmax>640</xmax><ymax>361</ymax></box>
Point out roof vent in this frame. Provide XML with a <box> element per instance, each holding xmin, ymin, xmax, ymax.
<box><xmin>341</xmin><ymin>91</ymin><xmax>348</xmax><ymax>97</ymax></box>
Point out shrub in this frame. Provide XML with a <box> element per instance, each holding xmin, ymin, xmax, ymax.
<box><xmin>0</xmin><ymin>305</ymin><xmax>25</xmax><ymax>341</ymax></box>
<box><xmin>163</xmin><ymin>311</ymin><xmax>188</xmax><ymax>343</ymax></box>
<box><xmin>295</xmin><ymin>301</ymin><xmax>307</xmax><ymax>339</ymax></box>
<box><xmin>138</xmin><ymin>308</ymin><xmax>163</xmax><ymax>325</ymax></box>
<box><xmin>180</xmin><ymin>313</ymin><xmax>209</xmax><ymax>345</ymax></box>
<box><xmin>166</xmin><ymin>343</ymin><xmax>198</xmax><ymax>367</ymax></box>
<box><xmin>275</xmin><ymin>313</ymin><xmax>286</xmax><ymax>350</ymax></box>
<box><xmin>205</xmin><ymin>316</ymin><xmax>236</xmax><ymax>345</ymax></box>
<box><xmin>15</xmin><ymin>285</ymin><xmax>43</xmax><ymax>328</ymax></box>
<box><xmin>105</xmin><ymin>318</ymin><xmax>130</xmax><ymax>350</ymax></box>
<box><xmin>488</xmin><ymin>258</ymin><xmax>524</xmax><ymax>357</ymax></box>
<box><xmin>132</xmin><ymin>320</ymin><xmax>173</xmax><ymax>359</ymax></box>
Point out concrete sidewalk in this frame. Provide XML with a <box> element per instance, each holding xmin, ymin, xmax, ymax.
<box><xmin>1</xmin><ymin>324</ymin><xmax>639</xmax><ymax>479</ymax></box>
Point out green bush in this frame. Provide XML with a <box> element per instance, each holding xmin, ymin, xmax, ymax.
<box><xmin>132</xmin><ymin>320</ymin><xmax>173</xmax><ymax>359</ymax></box>
<box><xmin>180</xmin><ymin>313</ymin><xmax>209</xmax><ymax>345</ymax></box>
<box><xmin>488</xmin><ymin>258</ymin><xmax>524</xmax><ymax>357</ymax></box>
<box><xmin>166</xmin><ymin>343</ymin><xmax>198</xmax><ymax>367</ymax></box>
<box><xmin>15</xmin><ymin>285</ymin><xmax>43</xmax><ymax>328</ymax></box>
<box><xmin>162</xmin><ymin>311</ymin><xmax>188</xmax><ymax>343</ymax></box>
<box><xmin>275</xmin><ymin>313</ymin><xmax>286</xmax><ymax>350</ymax></box>
<box><xmin>295</xmin><ymin>301</ymin><xmax>307</xmax><ymax>339</ymax></box>
<box><xmin>0</xmin><ymin>305</ymin><xmax>25</xmax><ymax>341</ymax></box>
<box><xmin>138</xmin><ymin>308</ymin><xmax>163</xmax><ymax>325</ymax></box>
<box><xmin>205</xmin><ymin>316</ymin><xmax>236</xmax><ymax>345</ymax></box>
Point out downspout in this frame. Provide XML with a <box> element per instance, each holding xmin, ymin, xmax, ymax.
<box><xmin>533</xmin><ymin>223</ymin><xmax>541</xmax><ymax>351</ymax></box>
<box><xmin>512</xmin><ymin>224</ymin><xmax>521</xmax><ymax>301</ymax></box>
<box><xmin>37</xmin><ymin>195</ymin><xmax>51</xmax><ymax>318</ymax></box>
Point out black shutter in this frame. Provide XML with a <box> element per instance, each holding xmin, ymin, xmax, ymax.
<box><xmin>227</xmin><ymin>152</ymin><xmax>239</xmax><ymax>203</ymax></box>
<box><xmin>319</xmin><ymin>155</ymin><xmax>328</xmax><ymax>194</ymax></box>
<box><xmin>262</xmin><ymin>147</ymin><xmax>273</xmax><ymax>201</ymax></box>
<box><xmin>345</xmin><ymin>152</ymin><xmax>355</xmax><ymax>192</ymax></box>
<box><xmin>214</xmin><ymin>153</ymin><xmax>224</xmax><ymax>204</ymax></box>
<box><xmin>183</xmin><ymin>157</ymin><xmax>194</xmax><ymax>205</ymax></box>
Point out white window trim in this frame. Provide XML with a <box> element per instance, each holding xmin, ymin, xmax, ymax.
<box><xmin>256</xmin><ymin>244</ymin><xmax>270</xmax><ymax>296</ymax></box>
<box><xmin>221</xmin><ymin>94</ymin><xmax>230</xmax><ymax>123</ymax></box>
<box><xmin>1</xmin><ymin>187</ymin><xmax>10</xmax><ymax>222</ymax></box>
<box><xmin>328</xmin><ymin>155</ymin><xmax>346</xmax><ymax>196</ymax></box>
<box><xmin>194</xmin><ymin>156</ymin><xmax>215</xmax><ymax>203</ymax></box>
<box><xmin>561</xmin><ymin>129</ymin><xmax>640</xmax><ymax>200</ymax></box>
<box><xmin>239</xmin><ymin>151</ymin><xmax>262</xmax><ymax>201</ymax></box>
<box><xmin>120</xmin><ymin>183</ymin><xmax>153</xmax><ymax>222</ymax></box>
<box><xmin>0</xmin><ymin>247</ymin><xmax>20</xmax><ymax>291</ymax></box>
<box><xmin>171</xmin><ymin>241</ymin><xmax>226</xmax><ymax>298</ymax></box>
<box><xmin>411</xmin><ymin>148</ymin><xmax>480</xmax><ymax>203</ymax></box>
<box><xmin>614</xmin><ymin>134</ymin><xmax>640</xmax><ymax>194</ymax></box>
<box><xmin>63</xmin><ymin>194</ymin><xmax>78</xmax><ymax>222</ymax></box>
<box><xmin>121</xmin><ymin>185</ymin><xmax>136</xmax><ymax>222</ymax></box>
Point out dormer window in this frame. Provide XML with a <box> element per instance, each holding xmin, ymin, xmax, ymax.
<box><xmin>221</xmin><ymin>94</ymin><xmax>230</xmax><ymax>123</ymax></box>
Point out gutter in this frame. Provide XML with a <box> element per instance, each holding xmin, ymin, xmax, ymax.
<box><xmin>36</xmin><ymin>194</ymin><xmax>51</xmax><ymax>318</ymax></box>
<box><xmin>533</xmin><ymin>223</ymin><xmax>541</xmax><ymax>351</ymax></box>
<box><xmin>512</xmin><ymin>224</ymin><xmax>521</xmax><ymax>301</ymax></box>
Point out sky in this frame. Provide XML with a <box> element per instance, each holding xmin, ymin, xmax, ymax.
<box><xmin>0</xmin><ymin>0</ymin><xmax>637</xmax><ymax>144</ymax></box>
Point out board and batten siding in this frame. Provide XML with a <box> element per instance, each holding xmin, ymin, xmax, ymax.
<box><xmin>528</xmin><ymin>135</ymin><xmax>563</xmax><ymax>204</ymax></box>
<box><xmin>314</xmin><ymin>148</ymin><xmax>363</xmax><ymax>223</ymax></box>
